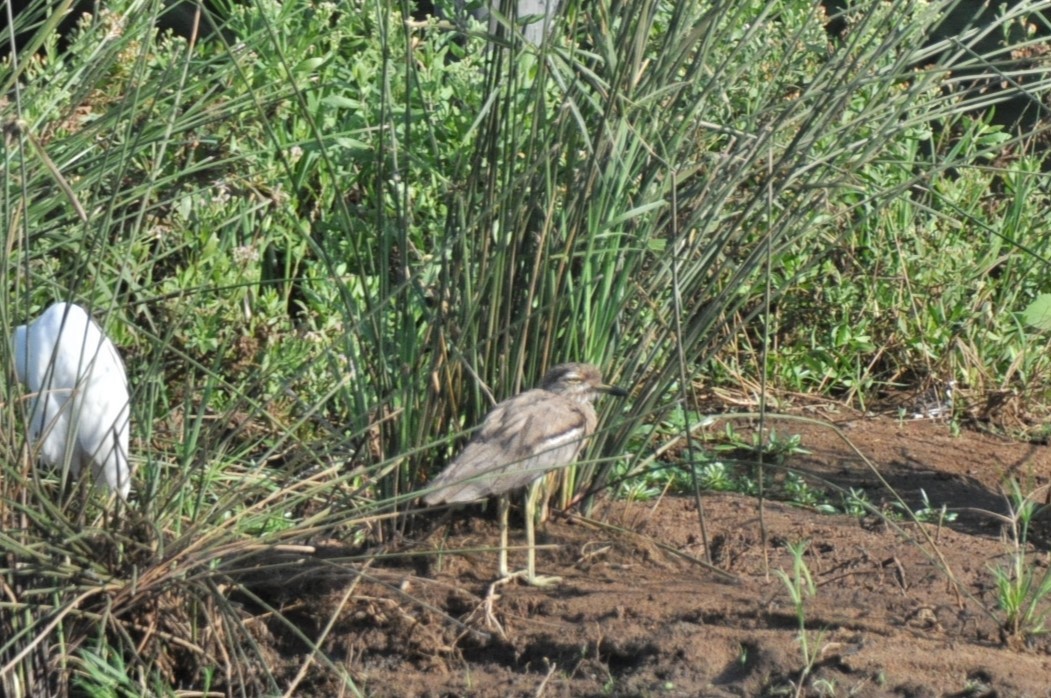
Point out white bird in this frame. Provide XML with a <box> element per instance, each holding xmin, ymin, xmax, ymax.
<box><xmin>13</xmin><ymin>302</ymin><xmax>131</xmax><ymax>499</ymax></box>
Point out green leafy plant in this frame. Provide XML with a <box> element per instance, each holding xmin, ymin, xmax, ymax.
<box><xmin>990</xmin><ymin>481</ymin><xmax>1051</xmax><ymax>647</ymax></box>
<box><xmin>838</xmin><ymin>487</ymin><xmax>873</xmax><ymax>518</ymax></box>
<box><xmin>894</xmin><ymin>488</ymin><xmax>959</xmax><ymax>525</ymax></box>
<box><xmin>774</xmin><ymin>540</ymin><xmax>827</xmax><ymax>696</ymax></box>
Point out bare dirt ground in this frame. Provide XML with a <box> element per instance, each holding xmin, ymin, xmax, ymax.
<box><xmin>274</xmin><ymin>410</ymin><xmax>1051</xmax><ymax>697</ymax></box>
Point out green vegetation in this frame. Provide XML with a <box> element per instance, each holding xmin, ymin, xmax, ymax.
<box><xmin>774</xmin><ymin>540</ymin><xmax>826</xmax><ymax>696</ymax></box>
<box><xmin>990</xmin><ymin>480</ymin><xmax>1051</xmax><ymax>646</ymax></box>
<box><xmin>2</xmin><ymin>0</ymin><xmax>1051</xmax><ymax>692</ymax></box>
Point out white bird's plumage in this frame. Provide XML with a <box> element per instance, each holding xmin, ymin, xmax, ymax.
<box><xmin>13</xmin><ymin>302</ymin><xmax>131</xmax><ymax>499</ymax></box>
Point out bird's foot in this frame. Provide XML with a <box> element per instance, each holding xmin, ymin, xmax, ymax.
<box><xmin>524</xmin><ymin>573</ymin><xmax>562</xmax><ymax>587</ymax></box>
<box><xmin>501</xmin><ymin>569</ymin><xmax>562</xmax><ymax>587</ymax></box>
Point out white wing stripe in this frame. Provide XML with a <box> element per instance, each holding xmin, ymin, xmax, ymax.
<box><xmin>531</xmin><ymin>425</ymin><xmax>586</xmax><ymax>455</ymax></box>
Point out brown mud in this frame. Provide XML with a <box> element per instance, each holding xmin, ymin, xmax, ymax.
<box><xmin>266</xmin><ymin>412</ymin><xmax>1051</xmax><ymax>697</ymax></box>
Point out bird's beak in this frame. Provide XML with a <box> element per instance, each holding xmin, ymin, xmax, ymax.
<box><xmin>599</xmin><ymin>382</ymin><xmax>629</xmax><ymax>397</ymax></box>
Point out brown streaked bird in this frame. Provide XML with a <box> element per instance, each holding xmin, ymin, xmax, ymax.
<box><xmin>424</xmin><ymin>363</ymin><xmax>628</xmax><ymax>586</ymax></box>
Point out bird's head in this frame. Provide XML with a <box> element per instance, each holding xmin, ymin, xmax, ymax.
<box><xmin>539</xmin><ymin>363</ymin><xmax>629</xmax><ymax>402</ymax></box>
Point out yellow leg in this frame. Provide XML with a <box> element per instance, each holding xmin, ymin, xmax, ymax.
<box><xmin>494</xmin><ymin>483</ymin><xmax>561</xmax><ymax>586</ymax></box>
<box><xmin>497</xmin><ymin>494</ymin><xmax>510</xmax><ymax>578</ymax></box>
<box><xmin>523</xmin><ymin>479</ymin><xmax>561</xmax><ymax>587</ymax></box>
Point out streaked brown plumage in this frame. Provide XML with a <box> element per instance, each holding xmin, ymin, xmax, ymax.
<box><xmin>425</xmin><ymin>363</ymin><xmax>627</xmax><ymax>585</ymax></box>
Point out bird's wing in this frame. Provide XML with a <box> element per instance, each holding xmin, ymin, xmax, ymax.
<box><xmin>37</xmin><ymin>304</ymin><xmax>107</xmax><ymax>394</ymax></box>
<box><xmin>77</xmin><ymin>346</ymin><xmax>131</xmax><ymax>496</ymax></box>
<box><xmin>424</xmin><ymin>389</ymin><xmax>596</xmax><ymax>504</ymax></box>
<box><xmin>69</xmin><ymin>320</ymin><xmax>131</xmax><ymax>497</ymax></box>
<box><xmin>16</xmin><ymin>305</ymin><xmax>82</xmax><ymax>468</ymax></box>
<box><xmin>15</xmin><ymin>304</ymin><xmax>132</xmax><ymax>496</ymax></box>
